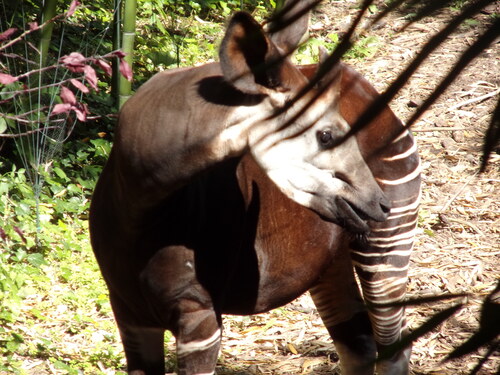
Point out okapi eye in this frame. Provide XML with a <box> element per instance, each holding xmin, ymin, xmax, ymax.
<box><xmin>317</xmin><ymin>130</ymin><xmax>336</xmax><ymax>149</ymax></box>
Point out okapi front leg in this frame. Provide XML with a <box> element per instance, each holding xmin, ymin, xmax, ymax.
<box><xmin>352</xmin><ymin>231</ymin><xmax>415</xmax><ymax>375</ymax></box>
<box><xmin>109</xmin><ymin>292</ymin><xmax>166</xmax><ymax>375</ymax></box>
<box><xmin>118</xmin><ymin>324</ymin><xmax>166</xmax><ymax>375</ymax></box>
<box><xmin>174</xmin><ymin>303</ymin><xmax>222</xmax><ymax>375</ymax></box>
<box><xmin>309</xmin><ymin>251</ymin><xmax>376</xmax><ymax>375</ymax></box>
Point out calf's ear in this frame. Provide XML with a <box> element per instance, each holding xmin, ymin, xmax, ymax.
<box><xmin>219</xmin><ymin>12</ymin><xmax>287</xmax><ymax>96</ymax></box>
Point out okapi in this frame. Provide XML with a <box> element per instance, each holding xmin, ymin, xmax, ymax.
<box><xmin>89</xmin><ymin>4</ymin><xmax>421</xmax><ymax>375</ymax></box>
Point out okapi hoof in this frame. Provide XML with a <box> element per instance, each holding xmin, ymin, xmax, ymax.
<box><xmin>376</xmin><ymin>345</ymin><xmax>412</xmax><ymax>375</ymax></box>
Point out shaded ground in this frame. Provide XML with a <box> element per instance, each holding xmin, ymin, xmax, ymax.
<box><xmin>177</xmin><ymin>1</ymin><xmax>499</xmax><ymax>374</ymax></box>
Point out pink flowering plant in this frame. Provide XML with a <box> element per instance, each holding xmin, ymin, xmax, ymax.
<box><xmin>0</xmin><ymin>0</ymin><xmax>131</xmax><ymax>138</ymax></box>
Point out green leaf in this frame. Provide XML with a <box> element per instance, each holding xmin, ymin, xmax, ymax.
<box><xmin>53</xmin><ymin>360</ymin><xmax>78</xmax><ymax>374</ymax></box>
<box><xmin>27</xmin><ymin>253</ymin><xmax>47</xmax><ymax>267</ymax></box>
<box><xmin>5</xmin><ymin>340</ymin><xmax>21</xmax><ymax>352</ymax></box>
<box><xmin>53</xmin><ymin>166</ymin><xmax>69</xmax><ymax>181</ymax></box>
<box><xmin>0</xmin><ymin>118</ymin><xmax>7</xmax><ymax>134</ymax></box>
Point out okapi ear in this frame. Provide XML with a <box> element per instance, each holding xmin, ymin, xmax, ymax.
<box><xmin>318</xmin><ymin>45</ymin><xmax>329</xmax><ymax>64</ymax></box>
<box><xmin>316</xmin><ymin>47</ymin><xmax>343</xmax><ymax>105</ymax></box>
<box><xmin>219</xmin><ymin>12</ymin><xmax>285</xmax><ymax>96</ymax></box>
<box><xmin>268</xmin><ymin>0</ymin><xmax>317</xmax><ymax>54</ymax></box>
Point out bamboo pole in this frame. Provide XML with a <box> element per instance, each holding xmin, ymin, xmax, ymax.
<box><xmin>111</xmin><ymin>0</ymin><xmax>121</xmax><ymax>108</ymax></box>
<box><xmin>38</xmin><ymin>0</ymin><xmax>58</xmax><ymax>69</ymax></box>
<box><xmin>118</xmin><ymin>0</ymin><xmax>137</xmax><ymax>108</ymax></box>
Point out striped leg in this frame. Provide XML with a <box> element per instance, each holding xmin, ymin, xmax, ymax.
<box><xmin>351</xmin><ymin>128</ymin><xmax>420</xmax><ymax>374</ymax></box>
<box><xmin>351</xmin><ymin>199</ymin><xmax>418</xmax><ymax>375</ymax></box>
<box><xmin>309</xmin><ymin>248</ymin><xmax>376</xmax><ymax>375</ymax></box>
<box><xmin>175</xmin><ymin>306</ymin><xmax>222</xmax><ymax>375</ymax></box>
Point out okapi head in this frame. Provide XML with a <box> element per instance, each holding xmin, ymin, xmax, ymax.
<box><xmin>217</xmin><ymin>12</ymin><xmax>390</xmax><ymax>232</ymax></box>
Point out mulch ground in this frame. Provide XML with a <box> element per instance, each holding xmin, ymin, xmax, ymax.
<box><xmin>170</xmin><ymin>1</ymin><xmax>499</xmax><ymax>374</ymax></box>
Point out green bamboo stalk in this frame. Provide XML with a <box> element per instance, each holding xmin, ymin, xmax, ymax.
<box><xmin>118</xmin><ymin>0</ymin><xmax>137</xmax><ymax>108</ymax></box>
<box><xmin>38</xmin><ymin>0</ymin><xmax>58</xmax><ymax>70</ymax></box>
<box><xmin>111</xmin><ymin>0</ymin><xmax>121</xmax><ymax>107</ymax></box>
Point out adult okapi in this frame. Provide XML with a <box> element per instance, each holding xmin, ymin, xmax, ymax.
<box><xmin>89</xmin><ymin>2</ymin><xmax>421</xmax><ymax>374</ymax></box>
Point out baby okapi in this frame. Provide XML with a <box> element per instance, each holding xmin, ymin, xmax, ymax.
<box><xmin>90</xmin><ymin>4</ymin><xmax>421</xmax><ymax>375</ymax></box>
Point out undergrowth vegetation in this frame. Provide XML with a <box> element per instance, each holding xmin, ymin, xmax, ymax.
<box><xmin>0</xmin><ymin>137</ymin><xmax>116</xmax><ymax>373</ymax></box>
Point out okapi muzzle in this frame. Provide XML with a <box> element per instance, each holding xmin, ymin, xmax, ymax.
<box><xmin>89</xmin><ymin>2</ymin><xmax>421</xmax><ymax>375</ymax></box>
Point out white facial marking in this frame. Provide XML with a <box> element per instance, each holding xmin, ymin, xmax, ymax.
<box><xmin>248</xmin><ymin>97</ymin><xmax>361</xmax><ymax>214</ymax></box>
<box><xmin>211</xmin><ymin>83</ymin><xmax>384</xmax><ymax>224</ymax></box>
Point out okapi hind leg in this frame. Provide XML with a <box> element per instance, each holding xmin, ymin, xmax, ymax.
<box><xmin>309</xmin><ymin>252</ymin><xmax>376</xmax><ymax>375</ymax></box>
<box><xmin>375</xmin><ymin>317</ymin><xmax>412</xmax><ymax>375</ymax></box>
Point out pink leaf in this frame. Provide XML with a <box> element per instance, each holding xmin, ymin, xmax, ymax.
<box><xmin>95</xmin><ymin>59</ymin><xmax>112</xmax><ymax>76</ymax></box>
<box><xmin>70</xmin><ymin>78</ymin><xmax>89</xmax><ymax>93</ymax></box>
<box><xmin>60</xmin><ymin>52</ymin><xmax>86</xmax><ymax>73</ymax></box>
<box><xmin>60</xmin><ymin>86</ymin><xmax>77</xmax><ymax>105</ymax></box>
<box><xmin>66</xmin><ymin>0</ymin><xmax>81</xmax><ymax>18</ymax></box>
<box><xmin>74</xmin><ymin>109</ymin><xmax>86</xmax><ymax>121</ymax></box>
<box><xmin>52</xmin><ymin>103</ymin><xmax>72</xmax><ymax>116</ymax></box>
<box><xmin>83</xmin><ymin>65</ymin><xmax>98</xmax><ymax>90</ymax></box>
<box><xmin>112</xmin><ymin>50</ymin><xmax>126</xmax><ymax>59</ymax></box>
<box><xmin>0</xmin><ymin>73</ymin><xmax>18</xmax><ymax>85</ymax></box>
<box><xmin>0</xmin><ymin>28</ymin><xmax>17</xmax><ymax>41</ymax></box>
<box><xmin>28</xmin><ymin>22</ymin><xmax>39</xmax><ymax>31</ymax></box>
<box><xmin>73</xmin><ymin>103</ymin><xmax>89</xmax><ymax>121</ymax></box>
<box><xmin>119</xmin><ymin>60</ymin><xmax>133</xmax><ymax>81</ymax></box>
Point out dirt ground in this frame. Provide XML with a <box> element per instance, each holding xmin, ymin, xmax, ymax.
<box><xmin>169</xmin><ymin>1</ymin><xmax>499</xmax><ymax>374</ymax></box>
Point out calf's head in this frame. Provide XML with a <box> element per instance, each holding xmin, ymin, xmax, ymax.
<box><xmin>219</xmin><ymin>12</ymin><xmax>390</xmax><ymax>232</ymax></box>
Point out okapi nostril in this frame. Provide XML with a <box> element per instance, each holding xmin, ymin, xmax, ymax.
<box><xmin>380</xmin><ymin>200</ymin><xmax>391</xmax><ymax>214</ymax></box>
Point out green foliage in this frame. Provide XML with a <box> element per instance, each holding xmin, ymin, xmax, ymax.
<box><xmin>131</xmin><ymin>0</ymin><xmax>271</xmax><ymax>85</ymax></box>
<box><xmin>294</xmin><ymin>33</ymin><xmax>379</xmax><ymax>64</ymax></box>
<box><xmin>0</xmin><ymin>138</ymin><xmax>123</xmax><ymax>373</ymax></box>
<box><xmin>418</xmin><ymin>208</ymin><xmax>440</xmax><ymax>237</ymax></box>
